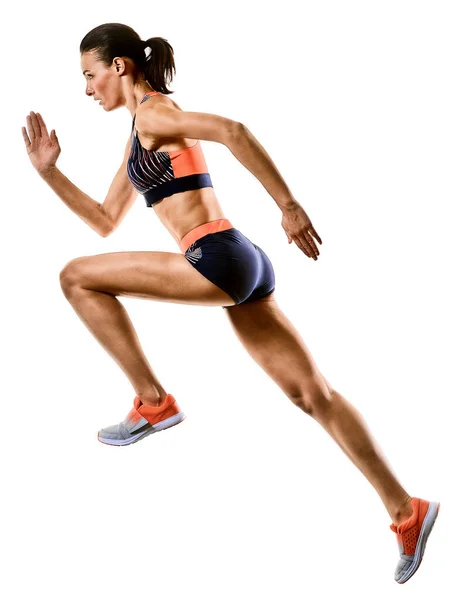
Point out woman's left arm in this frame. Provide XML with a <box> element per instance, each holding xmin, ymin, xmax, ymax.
<box><xmin>139</xmin><ymin>104</ymin><xmax>296</xmax><ymax>211</ymax></box>
<box><xmin>139</xmin><ymin>104</ymin><xmax>322</xmax><ymax>258</ymax></box>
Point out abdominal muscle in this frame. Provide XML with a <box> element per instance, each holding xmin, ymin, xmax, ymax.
<box><xmin>151</xmin><ymin>186</ymin><xmax>229</xmax><ymax>249</ymax></box>
<box><xmin>136</xmin><ymin>94</ymin><xmax>230</xmax><ymax>248</ymax></box>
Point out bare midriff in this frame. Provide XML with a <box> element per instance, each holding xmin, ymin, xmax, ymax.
<box><xmin>135</xmin><ymin>92</ymin><xmax>231</xmax><ymax>251</ymax></box>
<box><xmin>151</xmin><ymin>186</ymin><xmax>229</xmax><ymax>249</ymax></box>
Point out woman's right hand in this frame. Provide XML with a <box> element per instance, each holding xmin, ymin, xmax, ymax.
<box><xmin>22</xmin><ymin>111</ymin><xmax>61</xmax><ymax>175</ymax></box>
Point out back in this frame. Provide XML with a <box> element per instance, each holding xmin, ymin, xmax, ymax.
<box><xmin>127</xmin><ymin>91</ymin><xmax>214</xmax><ymax>207</ymax></box>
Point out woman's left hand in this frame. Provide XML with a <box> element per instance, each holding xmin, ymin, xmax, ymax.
<box><xmin>281</xmin><ymin>201</ymin><xmax>322</xmax><ymax>260</ymax></box>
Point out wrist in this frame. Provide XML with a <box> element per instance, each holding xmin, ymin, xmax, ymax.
<box><xmin>278</xmin><ymin>196</ymin><xmax>299</xmax><ymax>212</ymax></box>
<box><xmin>38</xmin><ymin>165</ymin><xmax>57</xmax><ymax>180</ymax></box>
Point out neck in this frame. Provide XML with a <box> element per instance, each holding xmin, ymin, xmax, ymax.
<box><xmin>128</xmin><ymin>85</ymin><xmax>156</xmax><ymax>118</ymax></box>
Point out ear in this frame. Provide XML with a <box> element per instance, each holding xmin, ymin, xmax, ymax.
<box><xmin>113</xmin><ymin>57</ymin><xmax>126</xmax><ymax>75</ymax></box>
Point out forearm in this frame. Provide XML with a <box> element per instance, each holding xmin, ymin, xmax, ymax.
<box><xmin>38</xmin><ymin>167</ymin><xmax>111</xmax><ymax>237</ymax></box>
<box><xmin>226</xmin><ymin>124</ymin><xmax>298</xmax><ymax>212</ymax></box>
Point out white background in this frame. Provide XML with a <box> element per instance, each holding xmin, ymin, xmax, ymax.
<box><xmin>2</xmin><ymin>0</ymin><xmax>449</xmax><ymax>598</ymax></box>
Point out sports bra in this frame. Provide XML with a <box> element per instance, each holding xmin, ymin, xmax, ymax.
<box><xmin>127</xmin><ymin>91</ymin><xmax>214</xmax><ymax>207</ymax></box>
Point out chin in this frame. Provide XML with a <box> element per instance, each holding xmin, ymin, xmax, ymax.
<box><xmin>102</xmin><ymin>103</ymin><xmax>117</xmax><ymax>112</ymax></box>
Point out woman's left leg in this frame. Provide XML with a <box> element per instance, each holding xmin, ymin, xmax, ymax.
<box><xmin>224</xmin><ymin>294</ymin><xmax>442</xmax><ymax>583</ymax></box>
<box><xmin>59</xmin><ymin>250</ymin><xmax>236</xmax><ymax>406</ymax></box>
<box><xmin>223</xmin><ymin>294</ymin><xmax>414</xmax><ymax>526</ymax></box>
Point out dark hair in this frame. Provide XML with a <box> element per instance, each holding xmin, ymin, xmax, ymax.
<box><xmin>79</xmin><ymin>23</ymin><xmax>176</xmax><ymax>94</ymax></box>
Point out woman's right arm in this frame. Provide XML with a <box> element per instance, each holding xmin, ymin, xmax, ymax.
<box><xmin>37</xmin><ymin>167</ymin><xmax>112</xmax><ymax>237</ymax></box>
<box><xmin>38</xmin><ymin>136</ymin><xmax>138</xmax><ymax>238</ymax></box>
<box><xmin>23</xmin><ymin>111</ymin><xmax>132</xmax><ymax>238</ymax></box>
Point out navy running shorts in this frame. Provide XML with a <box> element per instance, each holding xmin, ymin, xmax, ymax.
<box><xmin>181</xmin><ymin>222</ymin><xmax>275</xmax><ymax>308</ymax></box>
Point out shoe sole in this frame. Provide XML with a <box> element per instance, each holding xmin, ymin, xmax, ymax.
<box><xmin>396</xmin><ymin>500</ymin><xmax>440</xmax><ymax>584</ymax></box>
<box><xmin>97</xmin><ymin>412</ymin><xmax>186</xmax><ymax>446</ymax></box>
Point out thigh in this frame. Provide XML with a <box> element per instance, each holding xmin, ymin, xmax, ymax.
<box><xmin>224</xmin><ymin>297</ymin><xmax>331</xmax><ymax>397</ymax></box>
<box><xmin>59</xmin><ymin>251</ymin><xmax>236</xmax><ymax>307</ymax></box>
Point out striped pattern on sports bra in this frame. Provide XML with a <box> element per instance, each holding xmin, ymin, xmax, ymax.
<box><xmin>127</xmin><ymin>91</ymin><xmax>214</xmax><ymax>207</ymax></box>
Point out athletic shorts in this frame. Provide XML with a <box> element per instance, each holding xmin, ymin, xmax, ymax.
<box><xmin>179</xmin><ymin>218</ymin><xmax>275</xmax><ymax>308</ymax></box>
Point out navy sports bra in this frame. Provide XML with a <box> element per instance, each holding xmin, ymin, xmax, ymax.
<box><xmin>127</xmin><ymin>91</ymin><xmax>214</xmax><ymax>207</ymax></box>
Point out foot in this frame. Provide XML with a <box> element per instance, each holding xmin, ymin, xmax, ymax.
<box><xmin>97</xmin><ymin>393</ymin><xmax>186</xmax><ymax>446</ymax></box>
<box><xmin>390</xmin><ymin>497</ymin><xmax>440</xmax><ymax>584</ymax></box>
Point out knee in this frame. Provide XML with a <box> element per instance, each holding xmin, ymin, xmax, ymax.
<box><xmin>59</xmin><ymin>258</ymin><xmax>86</xmax><ymax>295</ymax></box>
<box><xmin>288</xmin><ymin>375</ymin><xmax>334</xmax><ymax>418</ymax></box>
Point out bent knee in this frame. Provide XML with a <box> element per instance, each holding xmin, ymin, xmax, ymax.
<box><xmin>59</xmin><ymin>258</ymin><xmax>87</xmax><ymax>294</ymax></box>
<box><xmin>289</xmin><ymin>375</ymin><xmax>333</xmax><ymax>417</ymax></box>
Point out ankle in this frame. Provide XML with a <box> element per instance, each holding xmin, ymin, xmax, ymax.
<box><xmin>139</xmin><ymin>394</ymin><xmax>168</xmax><ymax>407</ymax></box>
<box><xmin>135</xmin><ymin>386</ymin><xmax>167</xmax><ymax>406</ymax></box>
<box><xmin>392</xmin><ymin>495</ymin><xmax>414</xmax><ymax>525</ymax></box>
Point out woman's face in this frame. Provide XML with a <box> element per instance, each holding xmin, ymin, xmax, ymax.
<box><xmin>81</xmin><ymin>51</ymin><xmax>119</xmax><ymax>110</ymax></box>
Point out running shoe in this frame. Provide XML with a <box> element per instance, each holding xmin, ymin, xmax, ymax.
<box><xmin>98</xmin><ymin>393</ymin><xmax>186</xmax><ymax>446</ymax></box>
<box><xmin>390</xmin><ymin>496</ymin><xmax>440</xmax><ymax>583</ymax></box>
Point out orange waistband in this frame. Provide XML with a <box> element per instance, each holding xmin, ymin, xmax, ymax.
<box><xmin>179</xmin><ymin>218</ymin><xmax>234</xmax><ymax>253</ymax></box>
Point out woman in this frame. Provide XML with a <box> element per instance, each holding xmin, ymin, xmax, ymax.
<box><xmin>21</xmin><ymin>23</ymin><xmax>439</xmax><ymax>583</ymax></box>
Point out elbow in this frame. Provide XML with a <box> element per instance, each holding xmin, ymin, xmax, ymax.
<box><xmin>223</xmin><ymin>120</ymin><xmax>246</xmax><ymax>146</ymax></box>
<box><xmin>99</xmin><ymin>206</ymin><xmax>114</xmax><ymax>237</ymax></box>
<box><xmin>101</xmin><ymin>222</ymin><xmax>114</xmax><ymax>237</ymax></box>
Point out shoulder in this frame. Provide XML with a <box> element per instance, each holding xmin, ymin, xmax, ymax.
<box><xmin>135</xmin><ymin>94</ymin><xmax>182</xmax><ymax>138</ymax></box>
<box><xmin>136</xmin><ymin>93</ymin><xmax>181</xmax><ymax>120</ymax></box>
<box><xmin>136</xmin><ymin>95</ymin><xmax>238</xmax><ymax>144</ymax></box>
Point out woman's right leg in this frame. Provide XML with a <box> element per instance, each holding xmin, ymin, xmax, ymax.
<box><xmin>223</xmin><ymin>295</ymin><xmax>414</xmax><ymax>526</ymax></box>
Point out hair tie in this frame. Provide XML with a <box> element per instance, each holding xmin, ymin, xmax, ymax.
<box><xmin>144</xmin><ymin>45</ymin><xmax>152</xmax><ymax>61</ymax></box>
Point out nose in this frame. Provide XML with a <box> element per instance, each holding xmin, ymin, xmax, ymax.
<box><xmin>85</xmin><ymin>85</ymin><xmax>94</xmax><ymax>97</ymax></box>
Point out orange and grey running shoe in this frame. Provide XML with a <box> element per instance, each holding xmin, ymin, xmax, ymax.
<box><xmin>98</xmin><ymin>393</ymin><xmax>186</xmax><ymax>446</ymax></box>
<box><xmin>390</xmin><ymin>497</ymin><xmax>440</xmax><ymax>584</ymax></box>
